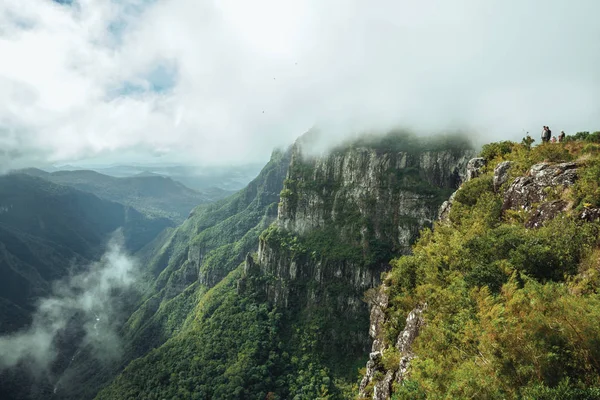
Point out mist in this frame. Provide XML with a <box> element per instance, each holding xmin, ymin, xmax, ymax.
<box><xmin>1</xmin><ymin>0</ymin><xmax>599</xmax><ymax>170</ymax></box>
<box><xmin>0</xmin><ymin>234</ymin><xmax>138</xmax><ymax>373</ymax></box>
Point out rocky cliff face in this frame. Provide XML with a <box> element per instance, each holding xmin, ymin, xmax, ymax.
<box><xmin>240</xmin><ymin>133</ymin><xmax>474</xmax><ymax>381</ymax></box>
<box><xmin>252</xmin><ymin>138</ymin><xmax>474</xmax><ymax>308</ymax></box>
<box><xmin>358</xmin><ymin>285</ymin><xmax>425</xmax><ymax>400</ymax></box>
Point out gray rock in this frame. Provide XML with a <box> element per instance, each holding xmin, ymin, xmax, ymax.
<box><xmin>580</xmin><ymin>207</ymin><xmax>600</xmax><ymax>222</ymax></box>
<box><xmin>395</xmin><ymin>304</ymin><xmax>426</xmax><ymax>383</ymax></box>
<box><xmin>466</xmin><ymin>157</ymin><xmax>486</xmax><ymax>181</ymax></box>
<box><xmin>257</xmin><ymin>143</ymin><xmax>473</xmax><ymax>310</ymax></box>
<box><xmin>438</xmin><ymin>190</ymin><xmax>457</xmax><ymax>223</ymax></box>
<box><xmin>373</xmin><ymin>370</ymin><xmax>395</xmax><ymax>400</ymax></box>
<box><xmin>493</xmin><ymin>161</ymin><xmax>513</xmax><ymax>191</ymax></box>
<box><xmin>438</xmin><ymin>157</ymin><xmax>485</xmax><ymax>224</ymax></box>
<box><xmin>525</xmin><ymin>200</ymin><xmax>569</xmax><ymax>229</ymax></box>
<box><xmin>368</xmin><ymin>288</ymin><xmax>390</xmax><ymax>352</ymax></box>
<box><xmin>358</xmin><ymin>303</ymin><xmax>426</xmax><ymax>399</ymax></box>
<box><xmin>503</xmin><ymin>162</ymin><xmax>578</xmax><ymax>227</ymax></box>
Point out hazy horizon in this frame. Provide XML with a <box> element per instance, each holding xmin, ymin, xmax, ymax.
<box><xmin>2</xmin><ymin>0</ymin><xmax>600</xmax><ymax>171</ymax></box>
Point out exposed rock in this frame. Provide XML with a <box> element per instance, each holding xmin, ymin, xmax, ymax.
<box><xmin>466</xmin><ymin>157</ymin><xmax>486</xmax><ymax>181</ymax></box>
<box><xmin>256</xmin><ymin>238</ymin><xmax>379</xmax><ymax>311</ymax></box>
<box><xmin>438</xmin><ymin>191</ymin><xmax>457</xmax><ymax>223</ymax></box>
<box><xmin>359</xmin><ymin>351</ymin><xmax>384</xmax><ymax>399</ymax></box>
<box><xmin>368</xmin><ymin>288</ymin><xmax>390</xmax><ymax>353</ymax></box>
<box><xmin>395</xmin><ymin>304</ymin><xmax>426</xmax><ymax>383</ymax></box>
<box><xmin>525</xmin><ymin>200</ymin><xmax>569</xmax><ymax>229</ymax></box>
<box><xmin>358</xmin><ymin>303</ymin><xmax>426</xmax><ymax>399</ymax></box>
<box><xmin>438</xmin><ymin>157</ymin><xmax>483</xmax><ymax>223</ymax></box>
<box><xmin>278</xmin><ymin>145</ymin><xmax>471</xmax><ymax>240</ymax></box>
<box><xmin>255</xmin><ymin>142</ymin><xmax>473</xmax><ymax>311</ymax></box>
<box><xmin>248</xmin><ymin>136</ymin><xmax>472</xmax><ymax>398</ymax></box>
<box><xmin>580</xmin><ymin>207</ymin><xmax>600</xmax><ymax>222</ymax></box>
<box><xmin>373</xmin><ymin>370</ymin><xmax>395</xmax><ymax>400</ymax></box>
<box><xmin>503</xmin><ymin>162</ymin><xmax>578</xmax><ymax>227</ymax></box>
<box><xmin>243</xmin><ymin>252</ymin><xmax>259</xmax><ymax>275</ymax></box>
<box><xmin>493</xmin><ymin>161</ymin><xmax>513</xmax><ymax>191</ymax></box>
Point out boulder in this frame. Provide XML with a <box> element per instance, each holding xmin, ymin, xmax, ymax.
<box><xmin>503</xmin><ymin>162</ymin><xmax>578</xmax><ymax>227</ymax></box>
<box><xmin>493</xmin><ymin>161</ymin><xmax>513</xmax><ymax>191</ymax></box>
<box><xmin>466</xmin><ymin>157</ymin><xmax>486</xmax><ymax>181</ymax></box>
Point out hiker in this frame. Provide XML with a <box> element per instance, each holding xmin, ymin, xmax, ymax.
<box><xmin>542</xmin><ymin>126</ymin><xmax>550</xmax><ymax>143</ymax></box>
<box><xmin>558</xmin><ymin>131</ymin><xmax>566</xmax><ymax>142</ymax></box>
<box><xmin>551</xmin><ymin>136</ymin><xmax>557</xmax><ymax>143</ymax></box>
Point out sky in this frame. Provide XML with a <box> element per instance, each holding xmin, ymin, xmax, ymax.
<box><xmin>1</xmin><ymin>0</ymin><xmax>599</xmax><ymax>170</ymax></box>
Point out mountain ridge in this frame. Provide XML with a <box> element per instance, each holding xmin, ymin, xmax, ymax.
<box><xmin>16</xmin><ymin>168</ymin><xmax>231</xmax><ymax>223</ymax></box>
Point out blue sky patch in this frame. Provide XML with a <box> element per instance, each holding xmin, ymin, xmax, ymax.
<box><xmin>108</xmin><ymin>62</ymin><xmax>178</xmax><ymax>99</ymax></box>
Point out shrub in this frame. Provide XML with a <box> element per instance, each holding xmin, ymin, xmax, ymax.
<box><xmin>530</xmin><ymin>143</ymin><xmax>574</xmax><ymax>163</ymax></box>
<box><xmin>391</xmin><ymin>380</ymin><xmax>427</xmax><ymax>400</ymax></box>
<box><xmin>453</xmin><ymin>176</ymin><xmax>494</xmax><ymax>207</ymax></box>
<box><xmin>582</xmin><ymin>143</ymin><xmax>600</xmax><ymax>155</ymax></box>
<box><xmin>521</xmin><ymin>379</ymin><xmax>600</xmax><ymax>400</ymax></box>
<box><xmin>480</xmin><ymin>141</ymin><xmax>517</xmax><ymax>161</ymax></box>
<box><xmin>588</xmin><ymin>131</ymin><xmax>600</xmax><ymax>143</ymax></box>
<box><xmin>564</xmin><ymin>131</ymin><xmax>590</xmax><ymax>142</ymax></box>
<box><xmin>571</xmin><ymin>158</ymin><xmax>600</xmax><ymax>208</ymax></box>
<box><xmin>464</xmin><ymin>261</ymin><xmax>507</xmax><ymax>293</ymax></box>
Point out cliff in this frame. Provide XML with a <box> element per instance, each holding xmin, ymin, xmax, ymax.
<box><xmin>255</xmin><ymin>133</ymin><xmax>473</xmax><ymax>303</ymax></box>
<box><xmin>242</xmin><ymin>131</ymin><xmax>475</xmax><ymax>390</ymax></box>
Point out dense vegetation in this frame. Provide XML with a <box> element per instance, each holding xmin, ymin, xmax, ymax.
<box><xmin>379</xmin><ymin>137</ymin><xmax>600</xmax><ymax>399</ymax></box>
<box><xmin>97</xmin><ymin>267</ymin><xmax>353</xmax><ymax>400</ymax></box>
<box><xmin>20</xmin><ymin>168</ymin><xmax>231</xmax><ymax>223</ymax></box>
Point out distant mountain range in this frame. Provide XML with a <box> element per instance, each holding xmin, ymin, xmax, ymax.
<box><xmin>43</xmin><ymin>163</ymin><xmax>265</xmax><ymax>192</ymax></box>
<box><xmin>18</xmin><ymin>168</ymin><xmax>233</xmax><ymax>223</ymax></box>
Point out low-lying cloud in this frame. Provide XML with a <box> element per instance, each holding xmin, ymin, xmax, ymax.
<box><xmin>1</xmin><ymin>0</ymin><xmax>599</xmax><ymax>170</ymax></box>
<box><xmin>0</xmin><ymin>235</ymin><xmax>138</xmax><ymax>373</ymax></box>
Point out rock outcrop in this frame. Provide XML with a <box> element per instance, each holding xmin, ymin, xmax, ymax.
<box><xmin>580</xmin><ymin>207</ymin><xmax>600</xmax><ymax>222</ymax></box>
<box><xmin>358</xmin><ymin>293</ymin><xmax>426</xmax><ymax>400</ymax></box>
<box><xmin>502</xmin><ymin>162</ymin><xmax>578</xmax><ymax>228</ymax></box>
<box><xmin>438</xmin><ymin>157</ymin><xmax>485</xmax><ymax>223</ymax></box>
<box><xmin>466</xmin><ymin>157</ymin><xmax>486</xmax><ymax>181</ymax></box>
<box><xmin>438</xmin><ymin>191</ymin><xmax>457</xmax><ymax>223</ymax></box>
<box><xmin>493</xmin><ymin>160</ymin><xmax>513</xmax><ymax>191</ymax></box>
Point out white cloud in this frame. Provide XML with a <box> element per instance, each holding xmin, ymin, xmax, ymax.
<box><xmin>1</xmin><ymin>0</ymin><xmax>599</xmax><ymax>170</ymax></box>
<box><xmin>0</xmin><ymin>234</ymin><xmax>138</xmax><ymax>371</ymax></box>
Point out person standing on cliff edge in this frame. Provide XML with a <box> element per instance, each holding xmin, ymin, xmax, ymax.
<box><xmin>559</xmin><ymin>131</ymin><xmax>566</xmax><ymax>142</ymax></box>
<box><xmin>541</xmin><ymin>126</ymin><xmax>551</xmax><ymax>143</ymax></box>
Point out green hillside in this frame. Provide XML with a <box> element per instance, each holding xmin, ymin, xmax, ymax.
<box><xmin>368</xmin><ymin>137</ymin><xmax>600</xmax><ymax>399</ymax></box>
<box><xmin>0</xmin><ymin>173</ymin><xmax>172</xmax><ymax>329</ymax></box>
